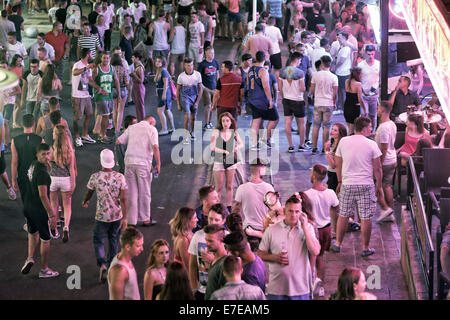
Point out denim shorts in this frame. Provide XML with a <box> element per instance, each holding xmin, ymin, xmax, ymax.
<box><xmin>113</xmin><ymin>87</ymin><xmax>128</xmax><ymax>100</ymax></box>
<box><xmin>180</xmin><ymin>98</ymin><xmax>198</xmax><ymax>115</ymax></box>
<box><xmin>228</xmin><ymin>11</ymin><xmax>241</xmax><ymax>23</ymax></box>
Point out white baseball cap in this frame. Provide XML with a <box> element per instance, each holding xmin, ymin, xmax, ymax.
<box><xmin>100</xmin><ymin>149</ymin><xmax>115</xmax><ymax>169</ymax></box>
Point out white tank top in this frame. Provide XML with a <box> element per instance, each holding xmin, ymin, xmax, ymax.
<box><xmin>108</xmin><ymin>255</ymin><xmax>140</xmax><ymax>300</ymax></box>
<box><xmin>153</xmin><ymin>20</ymin><xmax>170</xmax><ymax>51</ymax></box>
<box><xmin>171</xmin><ymin>25</ymin><xmax>186</xmax><ymax>55</ymax></box>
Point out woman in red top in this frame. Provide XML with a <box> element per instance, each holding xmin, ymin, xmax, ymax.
<box><xmin>398</xmin><ymin>114</ymin><xmax>431</xmax><ymax>166</ymax></box>
<box><xmin>168</xmin><ymin>207</ymin><xmax>198</xmax><ymax>272</ymax></box>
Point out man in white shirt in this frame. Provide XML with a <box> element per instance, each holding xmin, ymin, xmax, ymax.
<box><xmin>116</xmin><ymin>115</ymin><xmax>160</xmax><ymax>227</ymax></box>
<box><xmin>332</xmin><ymin>116</ymin><xmax>383</xmax><ymax>257</ymax></box>
<box><xmin>258</xmin><ymin>195</ymin><xmax>320</xmax><ymax>300</ymax></box>
<box><xmin>100</xmin><ymin>0</ymin><xmax>115</xmax><ymax>51</ymax></box>
<box><xmin>233</xmin><ymin>158</ymin><xmax>274</xmax><ymax>251</ymax></box>
<box><xmin>71</xmin><ymin>48</ymin><xmax>96</xmax><ymax>147</ymax></box>
<box><xmin>187</xmin><ymin>12</ymin><xmax>205</xmax><ymax>66</ymax></box>
<box><xmin>310</xmin><ymin>37</ymin><xmax>331</xmax><ymax>73</ymax></box>
<box><xmin>264</xmin><ymin>17</ymin><xmax>283</xmax><ymax>77</ymax></box>
<box><xmin>130</xmin><ymin>0</ymin><xmax>146</xmax><ymax>25</ymax></box>
<box><xmin>358</xmin><ymin>44</ymin><xmax>380</xmax><ymax>130</ymax></box>
<box><xmin>309</xmin><ymin>55</ymin><xmax>338</xmax><ymax>154</ymax></box>
<box><xmin>6</xmin><ymin>31</ymin><xmax>27</xmax><ymax>64</ymax></box>
<box><xmin>116</xmin><ymin>0</ymin><xmax>132</xmax><ymax>28</ymax></box>
<box><xmin>333</xmin><ymin>32</ymin><xmax>352</xmax><ymax>114</ymax></box>
<box><xmin>29</xmin><ymin>33</ymin><xmax>55</xmax><ymax>62</ymax></box>
<box><xmin>374</xmin><ymin>101</ymin><xmax>397</xmax><ymax>223</ymax></box>
<box><xmin>304</xmin><ymin>164</ymin><xmax>339</xmax><ymax>297</ymax></box>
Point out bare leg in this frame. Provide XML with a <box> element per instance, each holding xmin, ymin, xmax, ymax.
<box><xmin>62</xmin><ymin>191</ymin><xmax>72</xmax><ymax>229</ymax></box>
<box><xmin>284</xmin><ymin>116</ymin><xmax>293</xmax><ymax>147</ymax></box>
<box><xmin>100</xmin><ymin>115</ymin><xmax>108</xmax><ymax>139</ymax></box>
<box><xmin>361</xmin><ymin>219</ymin><xmax>372</xmax><ymax>251</ymax></box>
<box><xmin>27</xmin><ymin>233</ymin><xmax>39</xmax><ymax>260</ymax></box>
<box><xmin>157</xmin><ymin>106</ymin><xmax>168</xmax><ymax>132</ymax></box>
<box><xmin>165</xmin><ymin>108</ymin><xmax>175</xmax><ymax>131</ymax></box>
<box><xmin>296</xmin><ymin>117</ymin><xmax>305</xmax><ymax>147</ymax></box>
<box><xmin>322</xmin><ymin>127</ymin><xmax>330</xmax><ymax>150</ymax></box>
<box><xmin>305</xmin><ymin>121</ymin><xmax>312</xmax><ymax>142</ymax></box>
<box><xmin>377</xmin><ymin>187</ymin><xmax>389</xmax><ymax>211</ymax></box>
<box><xmin>82</xmin><ymin>114</ymin><xmax>91</xmax><ymax>137</ymax></box>
<box><xmin>383</xmin><ymin>182</ymin><xmax>394</xmax><ymax>209</ymax></box>
<box><xmin>266</xmin><ymin>119</ymin><xmax>279</xmax><ymax>142</ymax></box>
<box><xmin>347</xmin><ymin>122</ymin><xmax>354</xmax><ymax>135</ymax></box>
<box><xmin>312</xmin><ymin>125</ymin><xmax>320</xmax><ymax>149</ymax></box>
<box><xmin>334</xmin><ymin>215</ymin><xmax>349</xmax><ymax>247</ymax></box>
<box><xmin>316</xmin><ymin>255</ymin><xmax>325</xmax><ymax>281</ymax></box>
<box><xmin>250</xmin><ymin>118</ymin><xmax>263</xmax><ymax>146</ymax></box>
<box><xmin>189</xmin><ymin>114</ymin><xmax>196</xmax><ymax>136</ymax></box>
<box><xmin>113</xmin><ymin>98</ymin><xmax>119</xmax><ymax>133</ymax></box>
<box><xmin>1</xmin><ymin>172</ymin><xmax>12</xmax><ymax>189</ymax></box>
<box><xmin>225</xmin><ymin>168</ymin><xmax>235</xmax><ymax>207</ymax></box>
<box><xmin>213</xmin><ymin>170</ymin><xmax>224</xmax><ymax>201</ymax></box>
<box><xmin>40</xmin><ymin>240</ymin><xmax>50</xmax><ymax>270</ymax></box>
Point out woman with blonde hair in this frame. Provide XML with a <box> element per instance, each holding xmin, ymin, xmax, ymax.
<box><xmin>154</xmin><ymin>56</ymin><xmax>175</xmax><ymax>135</ymax></box>
<box><xmin>168</xmin><ymin>207</ymin><xmax>198</xmax><ymax>272</ymax></box>
<box><xmin>143</xmin><ymin>239</ymin><xmax>170</xmax><ymax>300</ymax></box>
<box><xmin>50</xmin><ymin>125</ymin><xmax>77</xmax><ymax>242</ymax></box>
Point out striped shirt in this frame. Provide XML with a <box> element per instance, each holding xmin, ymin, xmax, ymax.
<box><xmin>266</xmin><ymin>0</ymin><xmax>284</xmax><ymax>18</ymax></box>
<box><xmin>78</xmin><ymin>35</ymin><xmax>101</xmax><ymax>59</ymax></box>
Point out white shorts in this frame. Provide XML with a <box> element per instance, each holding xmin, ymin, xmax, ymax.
<box><xmin>213</xmin><ymin>162</ymin><xmax>239</xmax><ymax>171</ymax></box>
<box><xmin>50</xmin><ymin>176</ymin><xmax>72</xmax><ymax>192</ymax></box>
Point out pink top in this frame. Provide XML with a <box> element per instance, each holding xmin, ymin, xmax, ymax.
<box><xmin>228</xmin><ymin>0</ymin><xmax>240</xmax><ymax>13</ymax></box>
<box><xmin>398</xmin><ymin>132</ymin><xmax>424</xmax><ymax>155</ymax></box>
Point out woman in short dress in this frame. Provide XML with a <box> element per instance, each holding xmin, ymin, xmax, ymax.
<box><xmin>343</xmin><ymin>67</ymin><xmax>367</xmax><ymax>135</ymax></box>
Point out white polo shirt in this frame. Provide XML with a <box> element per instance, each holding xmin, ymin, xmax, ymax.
<box><xmin>259</xmin><ymin>220</ymin><xmax>315</xmax><ymax>296</ymax></box>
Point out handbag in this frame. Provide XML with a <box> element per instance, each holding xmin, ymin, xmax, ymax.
<box><xmin>169</xmin><ymin>78</ymin><xmax>177</xmax><ymax>100</ymax></box>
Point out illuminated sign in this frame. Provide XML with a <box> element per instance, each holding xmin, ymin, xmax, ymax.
<box><xmin>390</xmin><ymin>0</ymin><xmax>405</xmax><ymax>20</ymax></box>
<box><xmin>399</xmin><ymin>0</ymin><xmax>450</xmax><ymax>123</ymax></box>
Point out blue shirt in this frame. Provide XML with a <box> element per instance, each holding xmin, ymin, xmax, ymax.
<box><xmin>198</xmin><ymin>59</ymin><xmax>220</xmax><ymax>90</ymax></box>
<box><xmin>156</xmin><ymin>68</ymin><xmax>172</xmax><ymax>102</ymax></box>
<box><xmin>266</xmin><ymin>0</ymin><xmax>284</xmax><ymax>18</ymax></box>
<box><xmin>247</xmin><ymin>65</ymin><xmax>269</xmax><ymax>110</ymax></box>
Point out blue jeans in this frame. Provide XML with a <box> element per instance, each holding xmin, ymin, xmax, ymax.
<box><xmin>93</xmin><ymin>219</ymin><xmax>122</xmax><ymax>267</ymax></box>
<box><xmin>268</xmin><ymin>294</ymin><xmax>310</xmax><ymax>300</ymax></box>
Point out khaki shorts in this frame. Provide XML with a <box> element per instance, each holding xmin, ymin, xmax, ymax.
<box><xmin>170</xmin><ymin>53</ymin><xmax>185</xmax><ymax>65</ymax></box>
<box><xmin>382</xmin><ymin>163</ymin><xmax>396</xmax><ymax>185</ymax></box>
<box><xmin>72</xmin><ymin>97</ymin><xmax>93</xmax><ymax>120</ymax></box>
<box><xmin>202</xmin><ymin>86</ymin><xmax>215</xmax><ymax>106</ymax></box>
<box><xmin>187</xmin><ymin>46</ymin><xmax>203</xmax><ymax>63</ymax></box>
<box><xmin>313</xmin><ymin>105</ymin><xmax>332</xmax><ymax>128</ymax></box>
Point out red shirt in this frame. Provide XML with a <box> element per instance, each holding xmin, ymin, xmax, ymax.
<box><xmin>45</xmin><ymin>31</ymin><xmax>68</xmax><ymax>62</ymax></box>
<box><xmin>216</xmin><ymin>72</ymin><xmax>243</xmax><ymax>108</ymax></box>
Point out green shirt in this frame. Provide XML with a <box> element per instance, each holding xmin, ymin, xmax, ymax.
<box><xmin>94</xmin><ymin>64</ymin><xmax>114</xmax><ymax>101</ymax></box>
<box><xmin>205</xmin><ymin>255</ymin><xmax>228</xmax><ymax>300</ymax></box>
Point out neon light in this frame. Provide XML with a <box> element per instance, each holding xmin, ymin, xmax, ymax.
<box><xmin>389</xmin><ymin>1</ymin><xmax>405</xmax><ymax>20</ymax></box>
<box><xmin>399</xmin><ymin>0</ymin><xmax>450</xmax><ymax>123</ymax></box>
<box><xmin>367</xmin><ymin>4</ymin><xmax>381</xmax><ymax>44</ymax></box>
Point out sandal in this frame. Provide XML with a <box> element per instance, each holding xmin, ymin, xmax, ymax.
<box><xmin>347</xmin><ymin>222</ymin><xmax>361</xmax><ymax>232</ymax></box>
<box><xmin>361</xmin><ymin>248</ymin><xmax>375</xmax><ymax>257</ymax></box>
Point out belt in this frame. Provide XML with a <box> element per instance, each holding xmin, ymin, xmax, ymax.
<box><xmin>318</xmin><ymin>223</ymin><xmax>331</xmax><ymax>230</ymax></box>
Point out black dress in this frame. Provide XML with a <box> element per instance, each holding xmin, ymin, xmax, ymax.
<box><xmin>343</xmin><ymin>91</ymin><xmax>361</xmax><ymax>124</ymax></box>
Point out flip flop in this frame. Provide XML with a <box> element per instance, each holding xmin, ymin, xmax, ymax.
<box><xmin>361</xmin><ymin>249</ymin><xmax>375</xmax><ymax>257</ymax></box>
<box><xmin>347</xmin><ymin>222</ymin><xmax>361</xmax><ymax>232</ymax></box>
<box><xmin>330</xmin><ymin>242</ymin><xmax>341</xmax><ymax>253</ymax></box>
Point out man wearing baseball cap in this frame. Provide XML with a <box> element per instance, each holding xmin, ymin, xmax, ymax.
<box><xmin>82</xmin><ymin>148</ymin><xmax>128</xmax><ymax>283</ymax></box>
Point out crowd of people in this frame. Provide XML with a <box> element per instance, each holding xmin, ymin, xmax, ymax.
<box><xmin>1</xmin><ymin>0</ymin><xmax>449</xmax><ymax>300</ymax></box>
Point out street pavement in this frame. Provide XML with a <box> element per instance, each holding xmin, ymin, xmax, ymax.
<box><xmin>0</xmin><ymin>7</ymin><xmax>408</xmax><ymax>300</ymax></box>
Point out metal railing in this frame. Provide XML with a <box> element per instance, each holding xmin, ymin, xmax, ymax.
<box><xmin>407</xmin><ymin>156</ymin><xmax>435</xmax><ymax>299</ymax></box>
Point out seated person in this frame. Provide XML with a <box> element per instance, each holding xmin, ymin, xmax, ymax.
<box><xmin>397</xmin><ymin>114</ymin><xmax>431</xmax><ymax>166</ymax></box>
<box><xmin>388</xmin><ymin>76</ymin><xmax>421</xmax><ymax>121</ymax></box>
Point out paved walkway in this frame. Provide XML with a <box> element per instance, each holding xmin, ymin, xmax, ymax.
<box><xmin>235</xmin><ymin>109</ymin><xmax>409</xmax><ymax>299</ymax></box>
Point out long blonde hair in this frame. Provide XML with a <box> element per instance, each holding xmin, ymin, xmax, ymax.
<box><xmin>154</xmin><ymin>57</ymin><xmax>167</xmax><ymax>83</ymax></box>
<box><xmin>168</xmin><ymin>207</ymin><xmax>195</xmax><ymax>239</ymax></box>
<box><xmin>53</xmin><ymin>125</ymin><xmax>73</xmax><ymax>168</ymax></box>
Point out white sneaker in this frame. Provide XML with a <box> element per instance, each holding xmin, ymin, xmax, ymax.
<box><xmin>377</xmin><ymin>207</ymin><xmax>394</xmax><ymax>223</ymax></box>
<box><xmin>39</xmin><ymin>268</ymin><xmax>59</xmax><ymax>279</ymax></box>
<box><xmin>182</xmin><ymin>138</ymin><xmax>190</xmax><ymax>145</ymax></box>
<box><xmin>7</xmin><ymin>187</ymin><xmax>16</xmax><ymax>200</ymax></box>
<box><xmin>21</xmin><ymin>257</ymin><xmax>35</xmax><ymax>274</ymax></box>
<box><xmin>75</xmin><ymin>137</ymin><xmax>83</xmax><ymax>147</ymax></box>
<box><xmin>81</xmin><ymin>135</ymin><xmax>96</xmax><ymax>144</ymax></box>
